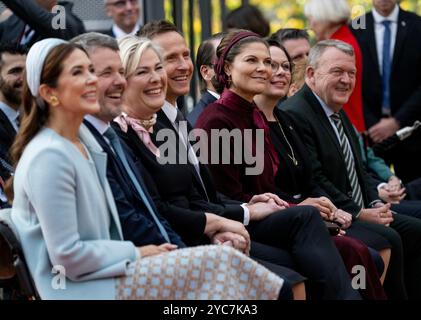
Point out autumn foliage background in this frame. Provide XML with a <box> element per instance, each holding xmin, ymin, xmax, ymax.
<box><xmin>162</xmin><ymin>0</ymin><xmax>421</xmax><ymax>53</ymax></box>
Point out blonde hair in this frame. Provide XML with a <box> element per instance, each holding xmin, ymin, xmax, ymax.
<box><xmin>304</xmin><ymin>0</ymin><xmax>350</xmax><ymax>24</ymax></box>
<box><xmin>118</xmin><ymin>35</ymin><xmax>163</xmax><ymax>78</ymax></box>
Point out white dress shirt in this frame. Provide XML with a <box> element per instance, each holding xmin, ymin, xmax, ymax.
<box><xmin>85</xmin><ymin>115</ymin><xmax>110</xmax><ymax>136</ymax></box>
<box><xmin>112</xmin><ymin>24</ymin><xmax>140</xmax><ymax>40</ymax></box>
<box><xmin>313</xmin><ymin>92</ymin><xmax>356</xmax><ymax>163</ymax></box>
<box><xmin>372</xmin><ymin>5</ymin><xmax>399</xmax><ymax>73</ymax></box>
<box><xmin>207</xmin><ymin>90</ymin><xmax>220</xmax><ymax>100</ymax></box>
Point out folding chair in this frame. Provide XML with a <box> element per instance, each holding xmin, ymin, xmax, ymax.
<box><xmin>0</xmin><ymin>208</ymin><xmax>39</xmax><ymax>300</ymax></box>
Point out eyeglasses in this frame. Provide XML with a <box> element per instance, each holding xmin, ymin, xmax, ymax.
<box><xmin>107</xmin><ymin>0</ymin><xmax>138</xmax><ymax>8</ymax></box>
<box><xmin>272</xmin><ymin>61</ymin><xmax>291</xmax><ymax>74</ymax></box>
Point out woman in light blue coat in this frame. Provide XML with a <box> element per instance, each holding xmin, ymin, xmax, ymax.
<box><xmin>4</xmin><ymin>38</ymin><xmax>284</xmax><ymax>300</ymax></box>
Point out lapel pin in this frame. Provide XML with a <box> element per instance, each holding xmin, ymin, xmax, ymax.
<box><xmin>402</xmin><ymin>21</ymin><xmax>406</xmax><ymax>27</ymax></box>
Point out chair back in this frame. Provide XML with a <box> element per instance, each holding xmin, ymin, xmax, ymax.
<box><xmin>0</xmin><ymin>209</ymin><xmax>39</xmax><ymax>300</ymax></box>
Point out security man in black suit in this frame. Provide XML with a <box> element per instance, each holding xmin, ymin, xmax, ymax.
<box><xmin>350</xmin><ymin>0</ymin><xmax>421</xmax><ymax>182</ymax></box>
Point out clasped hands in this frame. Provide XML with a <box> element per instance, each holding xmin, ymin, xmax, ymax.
<box><xmin>379</xmin><ymin>175</ymin><xmax>406</xmax><ymax>204</ymax></box>
<box><xmin>299</xmin><ymin>197</ymin><xmax>352</xmax><ymax>234</ymax></box>
<box><xmin>210</xmin><ymin>192</ymin><xmax>289</xmax><ymax>255</ymax></box>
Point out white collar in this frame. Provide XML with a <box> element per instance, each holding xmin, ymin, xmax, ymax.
<box><xmin>207</xmin><ymin>90</ymin><xmax>220</xmax><ymax>100</ymax></box>
<box><xmin>112</xmin><ymin>24</ymin><xmax>140</xmax><ymax>39</ymax></box>
<box><xmin>0</xmin><ymin>101</ymin><xmax>19</xmax><ymax>124</ymax></box>
<box><xmin>162</xmin><ymin>100</ymin><xmax>179</xmax><ymax>123</ymax></box>
<box><xmin>84</xmin><ymin>115</ymin><xmax>110</xmax><ymax>136</ymax></box>
<box><xmin>372</xmin><ymin>5</ymin><xmax>399</xmax><ymax>24</ymax></box>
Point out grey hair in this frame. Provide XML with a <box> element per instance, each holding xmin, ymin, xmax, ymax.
<box><xmin>117</xmin><ymin>35</ymin><xmax>163</xmax><ymax>78</ymax></box>
<box><xmin>304</xmin><ymin>0</ymin><xmax>350</xmax><ymax>24</ymax></box>
<box><xmin>70</xmin><ymin>32</ymin><xmax>119</xmax><ymax>54</ymax></box>
<box><xmin>308</xmin><ymin>39</ymin><xmax>354</xmax><ymax>69</ymax></box>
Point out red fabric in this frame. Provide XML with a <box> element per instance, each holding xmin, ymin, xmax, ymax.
<box><xmin>249</xmin><ymin>106</ymin><xmax>280</xmax><ymax>176</ymax></box>
<box><xmin>331</xmin><ymin>25</ymin><xmax>366</xmax><ymax>132</ymax></box>
<box><xmin>333</xmin><ymin>236</ymin><xmax>387</xmax><ymax>300</ymax></box>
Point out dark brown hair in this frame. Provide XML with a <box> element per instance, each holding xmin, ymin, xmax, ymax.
<box><xmin>0</xmin><ymin>43</ymin><xmax>28</xmax><ymax>71</ymax></box>
<box><xmin>196</xmin><ymin>32</ymin><xmax>225</xmax><ymax>93</ymax></box>
<box><xmin>224</xmin><ymin>5</ymin><xmax>270</xmax><ymax>37</ymax></box>
<box><xmin>5</xmin><ymin>43</ymin><xmax>85</xmax><ymax>201</ymax></box>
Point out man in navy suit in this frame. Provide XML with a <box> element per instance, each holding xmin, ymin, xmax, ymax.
<box><xmin>351</xmin><ymin>0</ymin><xmax>421</xmax><ymax>182</ymax></box>
<box><xmin>187</xmin><ymin>33</ymin><xmax>224</xmax><ymax>126</ymax></box>
<box><xmin>71</xmin><ymin>32</ymin><xmax>184</xmax><ymax>249</ymax></box>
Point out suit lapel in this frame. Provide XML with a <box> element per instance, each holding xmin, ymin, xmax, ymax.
<box><xmin>79</xmin><ymin>123</ymin><xmax>124</xmax><ymax>240</ymax></box>
<box><xmin>0</xmin><ymin>109</ymin><xmax>17</xmax><ymax>144</ymax></box>
<box><xmin>303</xmin><ymin>86</ymin><xmax>345</xmax><ymax>160</ymax></box>
<box><xmin>392</xmin><ymin>9</ymin><xmax>409</xmax><ymax>72</ymax></box>
<box><xmin>366</xmin><ymin>13</ymin><xmax>381</xmax><ymax>74</ymax></box>
<box><xmin>156</xmin><ymin>109</ymin><xmax>208</xmax><ymax>195</ymax></box>
<box><xmin>203</xmin><ymin>91</ymin><xmax>217</xmax><ymax>106</ymax></box>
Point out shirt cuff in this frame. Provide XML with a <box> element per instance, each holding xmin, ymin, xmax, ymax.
<box><xmin>377</xmin><ymin>182</ymin><xmax>388</xmax><ymax>193</ymax></box>
<box><xmin>240</xmin><ymin>203</ymin><xmax>250</xmax><ymax>226</ymax></box>
<box><xmin>368</xmin><ymin>199</ymin><xmax>384</xmax><ymax>208</ymax></box>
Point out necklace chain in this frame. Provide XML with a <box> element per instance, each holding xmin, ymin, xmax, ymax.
<box><xmin>273</xmin><ymin>113</ymin><xmax>299</xmax><ymax>166</ymax></box>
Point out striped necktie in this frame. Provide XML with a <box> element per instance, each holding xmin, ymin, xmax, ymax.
<box><xmin>330</xmin><ymin>113</ymin><xmax>364</xmax><ymax>209</ymax></box>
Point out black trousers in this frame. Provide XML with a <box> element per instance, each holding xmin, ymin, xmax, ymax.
<box><xmin>406</xmin><ymin>177</ymin><xmax>421</xmax><ymax>200</ymax></box>
<box><xmin>347</xmin><ymin>220</ymin><xmax>405</xmax><ymax>299</ymax></box>
<box><xmin>247</xmin><ymin>205</ymin><xmax>360</xmax><ymax>300</ymax></box>
<box><xmin>392</xmin><ymin>201</ymin><xmax>421</xmax><ymax>219</ymax></box>
<box><xmin>389</xmin><ymin>212</ymin><xmax>421</xmax><ymax>300</ymax></box>
<box><xmin>388</xmin><ymin>131</ymin><xmax>421</xmax><ymax>183</ymax></box>
<box><xmin>350</xmin><ymin>212</ymin><xmax>421</xmax><ymax>300</ymax></box>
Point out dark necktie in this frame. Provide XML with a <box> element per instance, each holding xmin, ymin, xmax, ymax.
<box><xmin>103</xmin><ymin>127</ymin><xmax>171</xmax><ymax>243</ymax></box>
<box><xmin>381</xmin><ymin>20</ymin><xmax>392</xmax><ymax>116</ymax></box>
<box><xmin>173</xmin><ymin>109</ymin><xmax>210</xmax><ymax>201</ymax></box>
<box><xmin>330</xmin><ymin>113</ymin><xmax>364</xmax><ymax>209</ymax></box>
<box><xmin>15</xmin><ymin>114</ymin><xmax>20</xmax><ymax>129</ymax></box>
<box><xmin>0</xmin><ymin>156</ymin><xmax>14</xmax><ymax>174</ymax></box>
